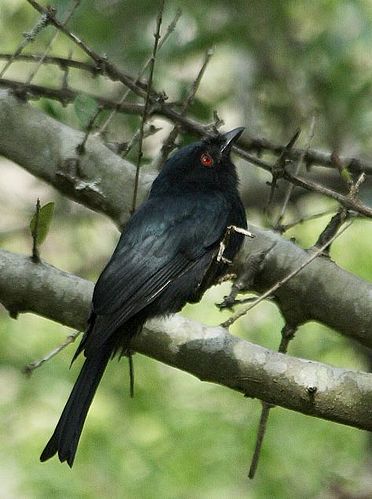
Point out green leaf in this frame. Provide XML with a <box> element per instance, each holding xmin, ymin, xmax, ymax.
<box><xmin>340</xmin><ymin>167</ymin><xmax>352</xmax><ymax>184</ymax></box>
<box><xmin>30</xmin><ymin>202</ymin><xmax>55</xmax><ymax>246</ymax></box>
<box><xmin>73</xmin><ymin>94</ymin><xmax>99</xmax><ymax>128</ymax></box>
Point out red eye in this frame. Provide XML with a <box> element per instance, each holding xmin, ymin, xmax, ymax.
<box><xmin>200</xmin><ymin>152</ymin><xmax>214</xmax><ymax>167</ymax></box>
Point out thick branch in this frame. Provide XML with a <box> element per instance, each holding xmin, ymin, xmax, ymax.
<box><xmin>2</xmin><ymin>51</ymin><xmax>372</xmax><ymax>175</ymax></box>
<box><xmin>0</xmin><ymin>90</ymin><xmax>153</xmax><ymax>226</ymax></box>
<box><xmin>0</xmin><ymin>248</ymin><xmax>371</xmax><ymax>432</ymax></box>
<box><xmin>233</xmin><ymin>229</ymin><xmax>372</xmax><ymax>349</ymax></box>
<box><xmin>2</xmin><ymin>87</ymin><xmax>372</xmax><ymax>219</ymax></box>
<box><xmin>1</xmin><ymin>89</ymin><xmax>372</xmax><ymax>348</ymax></box>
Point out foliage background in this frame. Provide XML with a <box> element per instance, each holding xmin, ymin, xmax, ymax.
<box><xmin>1</xmin><ymin>0</ymin><xmax>372</xmax><ymax>497</ymax></box>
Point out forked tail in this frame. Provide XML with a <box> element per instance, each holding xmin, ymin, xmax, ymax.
<box><xmin>40</xmin><ymin>345</ymin><xmax>112</xmax><ymax>467</ymax></box>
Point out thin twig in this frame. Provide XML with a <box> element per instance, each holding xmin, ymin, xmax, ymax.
<box><xmin>349</xmin><ymin>172</ymin><xmax>366</xmax><ymax>199</ymax></box>
<box><xmin>312</xmin><ymin>172</ymin><xmax>365</xmax><ymax>253</ymax></box>
<box><xmin>240</xmin><ymin>134</ymin><xmax>372</xmax><ymax>175</ymax></box>
<box><xmin>120</xmin><ymin>124</ymin><xmax>161</xmax><ymax>158</ymax></box>
<box><xmin>279</xmin><ymin>209</ymin><xmax>337</xmax><ymax>232</ymax></box>
<box><xmin>98</xmin><ymin>8</ymin><xmax>181</xmax><ymax>135</ymax></box>
<box><xmin>61</xmin><ymin>50</ymin><xmax>73</xmax><ymax>90</ymax></box>
<box><xmin>76</xmin><ymin>105</ymin><xmax>102</xmax><ymax>154</ymax></box>
<box><xmin>131</xmin><ymin>1</ymin><xmax>165</xmax><ymax>213</ymax></box>
<box><xmin>248</xmin><ymin>403</ymin><xmax>271</xmax><ymax>478</ymax></box>
<box><xmin>22</xmin><ymin>330</ymin><xmax>80</xmax><ymax>376</ymax></box>
<box><xmin>2</xmin><ymin>50</ymin><xmax>372</xmax><ymax>176</ymax></box>
<box><xmin>1</xmin><ymin>77</ymin><xmax>372</xmax><ymax>217</ymax></box>
<box><xmin>265</xmin><ymin>129</ymin><xmax>301</xmax><ymax>218</ymax></box>
<box><xmin>280</xmin><ymin>167</ymin><xmax>372</xmax><ymax>218</ymax></box>
<box><xmin>0</xmin><ymin>11</ymin><xmax>51</xmax><ymax>78</ymax></box>
<box><xmin>0</xmin><ymin>53</ymin><xmax>103</xmax><ymax>76</ymax></box>
<box><xmin>273</xmin><ymin>116</ymin><xmax>316</xmax><ymax>229</ymax></box>
<box><xmin>220</xmin><ymin>294</ymin><xmax>275</xmax><ymax>308</ymax></box>
<box><xmin>183</xmin><ymin>48</ymin><xmax>214</xmax><ymax>111</ymax></box>
<box><xmin>0</xmin><ymin>76</ymin><xmax>144</xmax><ymax>112</ymax></box>
<box><xmin>128</xmin><ymin>352</ymin><xmax>135</xmax><ymax>398</ymax></box>
<box><xmin>26</xmin><ymin>0</ymin><xmax>150</xmax><ymax>98</ymax></box>
<box><xmin>31</xmin><ymin>198</ymin><xmax>41</xmax><ymax>263</ymax></box>
<box><xmin>154</xmin><ymin>48</ymin><xmax>214</xmax><ymax>169</ymax></box>
<box><xmin>248</xmin><ymin>324</ymin><xmax>297</xmax><ymax>479</ymax></box>
<box><xmin>25</xmin><ymin>0</ymin><xmax>81</xmax><ymax>85</ymax></box>
<box><xmin>221</xmin><ymin>221</ymin><xmax>353</xmax><ymax>328</ymax></box>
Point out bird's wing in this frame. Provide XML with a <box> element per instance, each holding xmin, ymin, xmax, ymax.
<box><xmin>74</xmin><ymin>192</ymin><xmax>239</xmax><ymax>359</ymax></box>
<box><xmin>92</xmin><ymin>193</ymin><xmax>230</xmax><ymax>320</ymax></box>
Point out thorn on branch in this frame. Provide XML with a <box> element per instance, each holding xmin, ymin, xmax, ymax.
<box><xmin>265</xmin><ymin>128</ymin><xmax>301</xmax><ymax>219</ymax></box>
<box><xmin>273</xmin><ymin>117</ymin><xmax>316</xmax><ymax>231</ymax></box>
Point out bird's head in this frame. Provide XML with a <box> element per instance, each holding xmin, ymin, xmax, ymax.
<box><xmin>150</xmin><ymin>127</ymin><xmax>244</xmax><ymax>195</ymax></box>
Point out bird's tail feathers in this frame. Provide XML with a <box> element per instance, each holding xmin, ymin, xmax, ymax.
<box><xmin>40</xmin><ymin>344</ymin><xmax>111</xmax><ymax>467</ymax></box>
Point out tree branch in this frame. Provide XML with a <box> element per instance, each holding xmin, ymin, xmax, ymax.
<box><xmin>0</xmin><ymin>248</ymin><xmax>371</xmax><ymax>432</ymax></box>
<box><xmin>241</xmin><ymin>134</ymin><xmax>372</xmax><ymax>176</ymax></box>
<box><xmin>1</xmin><ymin>53</ymin><xmax>372</xmax><ymax>176</ymax></box>
<box><xmin>2</xmin><ymin>86</ymin><xmax>372</xmax><ymax>219</ymax></box>
<box><xmin>1</xmin><ymin>89</ymin><xmax>372</xmax><ymax>348</ymax></box>
<box><xmin>0</xmin><ymin>89</ymin><xmax>153</xmax><ymax>227</ymax></box>
<box><xmin>232</xmin><ymin>227</ymin><xmax>372</xmax><ymax>349</ymax></box>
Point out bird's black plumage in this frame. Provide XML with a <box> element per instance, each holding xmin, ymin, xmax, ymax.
<box><xmin>40</xmin><ymin>128</ymin><xmax>247</xmax><ymax>467</ymax></box>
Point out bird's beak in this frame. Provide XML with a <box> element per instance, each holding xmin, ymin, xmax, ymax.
<box><xmin>220</xmin><ymin>127</ymin><xmax>245</xmax><ymax>154</ymax></box>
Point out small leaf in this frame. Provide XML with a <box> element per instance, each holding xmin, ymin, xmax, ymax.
<box><xmin>340</xmin><ymin>167</ymin><xmax>352</xmax><ymax>184</ymax></box>
<box><xmin>30</xmin><ymin>202</ymin><xmax>55</xmax><ymax>246</ymax></box>
<box><xmin>74</xmin><ymin>94</ymin><xmax>99</xmax><ymax>128</ymax></box>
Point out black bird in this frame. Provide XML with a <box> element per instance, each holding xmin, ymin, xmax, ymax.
<box><xmin>40</xmin><ymin>128</ymin><xmax>247</xmax><ymax>467</ymax></box>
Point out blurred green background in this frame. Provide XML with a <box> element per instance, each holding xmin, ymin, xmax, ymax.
<box><xmin>1</xmin><ymin>0</ymin><xmax>372</xmax><ymax>497</ymax></box>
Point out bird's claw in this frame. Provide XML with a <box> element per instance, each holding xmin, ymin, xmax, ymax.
<box><xmin>217</xmin><ymin>241</ymin><xmax>232</xmax><ymax>263</ymax></box>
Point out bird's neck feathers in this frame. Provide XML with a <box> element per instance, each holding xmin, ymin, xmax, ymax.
<box><xmin>150</xmin><ymin>158</ymin><xmax>240</xmax><ymax>198</ymax></box>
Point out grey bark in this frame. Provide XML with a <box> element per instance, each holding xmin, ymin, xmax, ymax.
<box><xmin>0</xmin><ymin>89</ymin><xmax>153</xmax><ymax>227</ymax></box>
<box><xmin>235</xmin><ymin>229</ymin><xmax>372</xmax><ymax>349</ymax></box>
<box><xmin>0</xmin><ymin>248</ymin><xmax>371</xmax><ymax>432</ymax></box>
<box><xmin>0</xmin><ymin>89</ymin><xmax>372</xmax><ymax>348</ymax></box>
<box><xmin>1</xmin><ymin>88</ymin><xmax>372</xmax><ymax>433</ymax></box>
<box><xmin>2</xmin><ymin>88</ymin><xmax>368</xmax><ymax>216</ymax></box>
